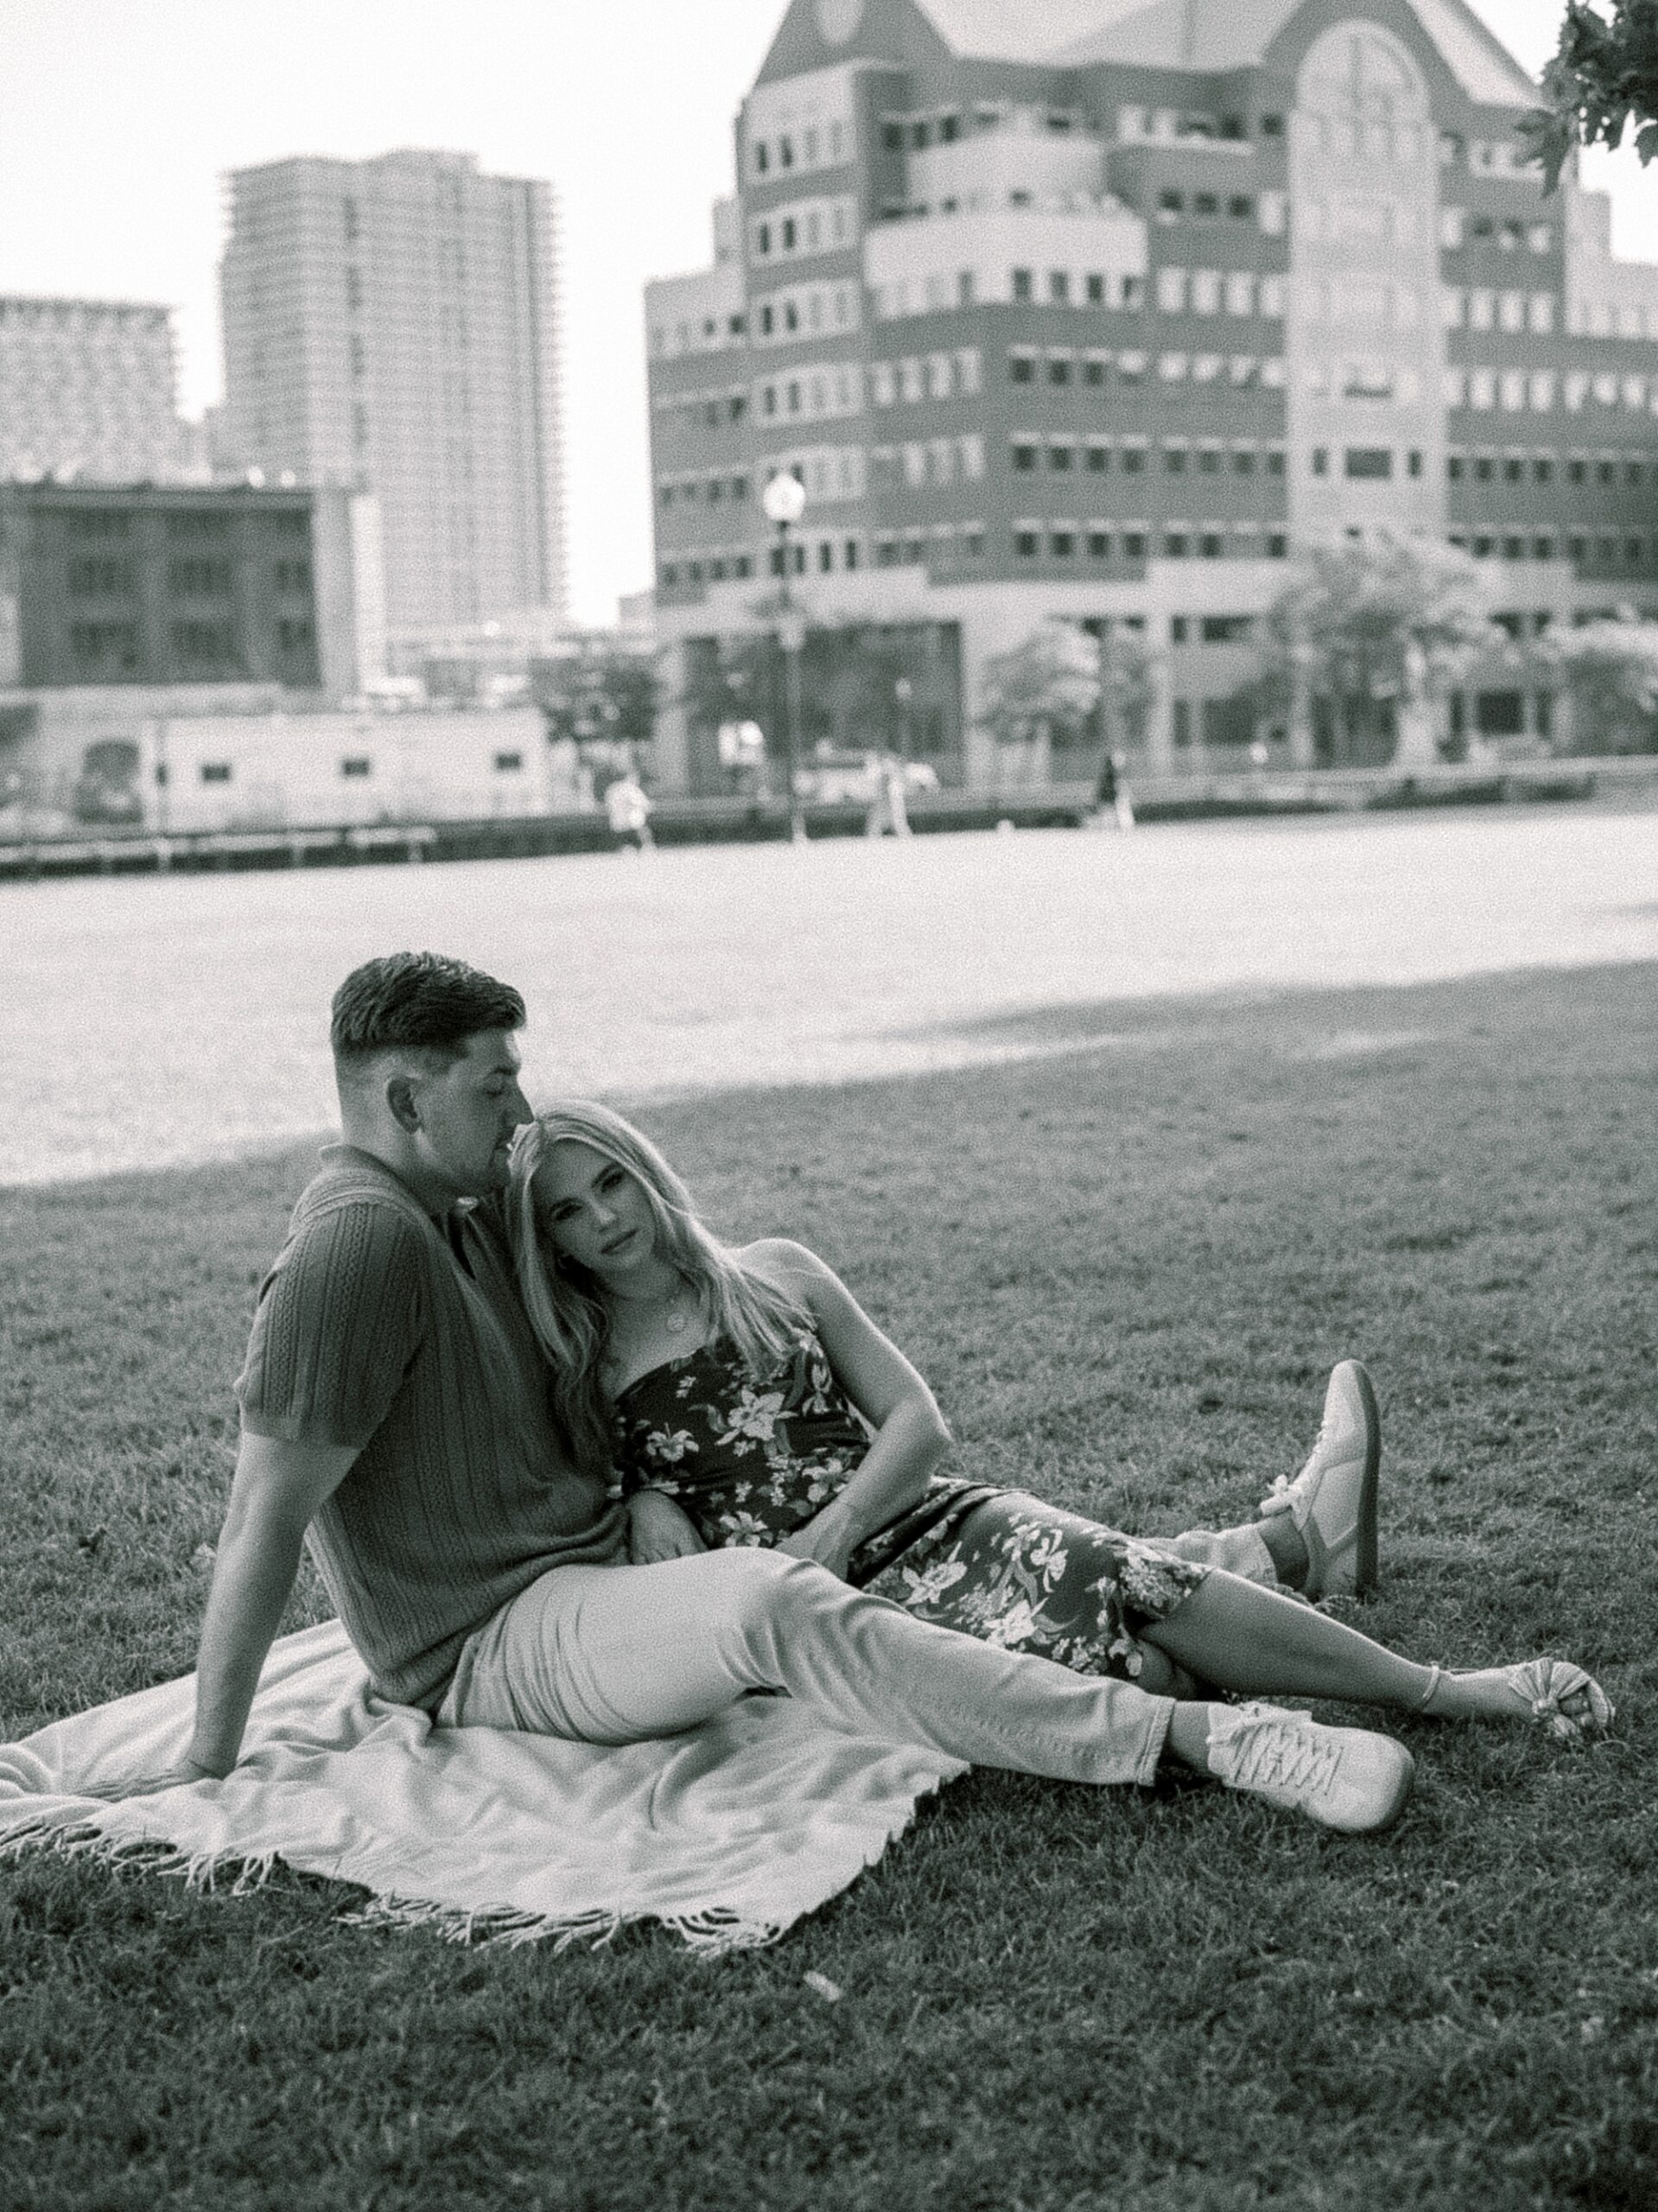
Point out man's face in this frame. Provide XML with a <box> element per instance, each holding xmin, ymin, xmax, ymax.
<box><xmin>410</xmin><ymin>1030</ymin><xmax>531</xmax><ymax>1198</ymax></box>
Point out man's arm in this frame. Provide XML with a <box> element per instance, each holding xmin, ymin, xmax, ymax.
<box><xmin>185</xmin><ymin>1432</ymin><xmax>359</xmax><ymax>1777</ymax></box>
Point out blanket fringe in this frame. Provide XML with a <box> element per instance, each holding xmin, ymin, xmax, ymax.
<box><xmin>0</xmin><ymin>1819</ymin><xmax>283</xmax><ymax>1899</ymax></box>
<box><xmin>1</xmin><ymin>1820</ymin><xmax>785</xmax><ymax>1955</ymax></box>
<box><xmin>339</xmin><ymin>1892</ymin><xmax>787</xmax><ymax>1956</ymax></box>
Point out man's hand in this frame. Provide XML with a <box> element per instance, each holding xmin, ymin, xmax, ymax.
<box><xmin>775</xmin><ymin>1504</ymin><xmax>855</xmax><ymax>1580</ymax></box>
<box><xmin>81</xmin><ymin>1756</ymin><xmax>227</xmax><ymax>1803</ymax></box>
<box><xmin>627</xmin><ymin>1489</ymin><xmax>708</xmax><ymax>1564</ymax></box>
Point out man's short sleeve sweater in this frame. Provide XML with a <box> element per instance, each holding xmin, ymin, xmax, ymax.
<box><xmin>237</xmin><ymin>1148</ymin><xmax>628</xmax><ymax>1709</ymax></box>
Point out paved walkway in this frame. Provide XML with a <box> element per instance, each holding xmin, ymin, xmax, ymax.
<box><xmin>3</xmin><ymin>806</ymin><xmax>1655</xmax><ymax>1186</ymax></box>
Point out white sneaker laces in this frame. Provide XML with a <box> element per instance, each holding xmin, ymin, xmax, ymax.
<box><xmin>1217</xmin><ymin>1711</ymin><xmax>1336</xmax><ymax>1801</ymax></box>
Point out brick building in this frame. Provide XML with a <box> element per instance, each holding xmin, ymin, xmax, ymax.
<box><xmin>645</xmin><ymin>0</ymin><xmax>1658</xmax><ymax>791</ymax></box>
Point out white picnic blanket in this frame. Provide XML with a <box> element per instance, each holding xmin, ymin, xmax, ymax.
<box><xmin>0</xmin><ymin>1621</ymin><xmax>966</xmax><ymax>1951</ymax></box>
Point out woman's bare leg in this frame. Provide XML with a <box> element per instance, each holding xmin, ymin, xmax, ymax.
<box><xmin>1143</xmin><ymin>1571</ymin><xmax>1610</xmax><ymax>1726</ymax></box>
<box><xmin>1143</xmin><ymin>1571</ymin><xmax>1435</xmax><ymax>1712</ymax></box>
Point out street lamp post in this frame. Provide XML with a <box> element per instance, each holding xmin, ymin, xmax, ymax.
<box><xmin>761</xmin><ymin>471</ymin><xmax>809</xmax><ymax>844</ymax></box>
<box><xmin>893</xmin><ymin>674</ymin><xmax>913</xmax><ymax>764</ymax></box>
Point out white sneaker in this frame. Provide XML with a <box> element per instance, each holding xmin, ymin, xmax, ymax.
<box><xmin>1258</xmin><ymin>1359</ymin><xmax>1381</xmax><ymax>1599</ymax></box>
<box><xmin>1204</xmin><ymin>1701</ymin><xmax>1414</xmax><ymax>1834</ymax></box>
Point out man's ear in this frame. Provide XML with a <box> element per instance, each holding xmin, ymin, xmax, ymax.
<box><xmin>385</xmin><ymin>1071</ymin><xmax>422</xmax><ymax>1134</ymax></box>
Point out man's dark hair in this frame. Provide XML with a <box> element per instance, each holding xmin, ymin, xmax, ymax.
<box><xmin>330</xmin><ymin>953</ymin><xmax>526</xmax><ymax>1068</ymax></box>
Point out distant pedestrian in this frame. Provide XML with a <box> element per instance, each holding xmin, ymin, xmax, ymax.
<box><xmin>604</xmin><ymin>771</ymin><xmax>654</xmax><ymax>854</ymax></box>
<box><xmin>864</xmin><ymin>753</ymin><xmax>912</xmax><ymax>838</ymax></box>
<box><xmin>1092</xmin><ymin>748</ymin><xmax>1134</xmax><ymax>833</ymax></box>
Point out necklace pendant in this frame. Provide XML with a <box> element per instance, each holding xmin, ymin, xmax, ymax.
<box><xmin>664</xmin><ymin>1309</ymin><xmax>688</xmax><ymax>1335</ymax></box>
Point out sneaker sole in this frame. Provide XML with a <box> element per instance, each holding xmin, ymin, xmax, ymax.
<box><xmin>1348</xmin><ymin>1359</ymin><xmax>1381</xmax><ymax>1599</ymax></box>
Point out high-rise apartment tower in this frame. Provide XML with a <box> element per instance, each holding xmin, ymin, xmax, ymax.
<box><xmin>220</xmin><ymin>149</ymin><xmax>565</xmax><ymax>641</ymax></box>
<box><xmin>645</xmin><ymin>0</ymin><xmax>1658</xmax><ymax>791</ymax></box>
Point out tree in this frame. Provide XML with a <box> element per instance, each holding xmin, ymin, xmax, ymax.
<box><xmin>532</xmin><ymin>644</ymin><xmax>657</xmax><ymax>753</ymax></box>
<box><xmin>1095</xmin><ymin>626</ymin><xmax>1158</xmax><ymax>757</ymax></box>
<box><xmin>976</xmin><ymin>621</ymin><xmax>1102</xmax><ymax>773</ymax></box>
<box><xmin>1537</xmin><ymin>611</ymin><xmax>1658</xmax><ymax>752</ymax></box>
<box><xmin>1258</xmin><ymin>535</ymin><xmax>1498</xmax><ymax>766</ymax></box>
<box><xmin>1521</xmin><ymin>3</ymin><xmax>1658</xmax><ymax>189</ymax></box>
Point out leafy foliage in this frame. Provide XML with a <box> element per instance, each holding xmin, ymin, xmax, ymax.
<box><xmin>1521</xmin><ymin>1</ymin><xmax>1658</xmax><ymax>190</ymax></box>
<box><xmin>532</xmin><ymin>643</ymin><xmax>658</xmax><ymax>750</ymax></box>
<box><xmin>1539</xmin><ymin>612</ymin><xmax>1658</xmax><ymax>751</ymax></box>
<box><xmin>976</xmin><ymin>621</ymin><xmax>1105</xmax><ymax>750</ymax></box>
<box><xmin>1259</xmin><ymin>535</ymin><xmax>1497</xmax><ymax>750</ymax></box>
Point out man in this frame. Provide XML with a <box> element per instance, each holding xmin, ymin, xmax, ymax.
<box><xmin>170</xmin><ymin>952</ymin><xmax>1402</xmax><ymax>1833</ymax></box>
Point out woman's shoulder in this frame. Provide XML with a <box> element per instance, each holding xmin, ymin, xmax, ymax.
<box><xmin>734</xmin><ymin>1236</ymin><xmax>833</xmax><ymax>1294</ymax></box>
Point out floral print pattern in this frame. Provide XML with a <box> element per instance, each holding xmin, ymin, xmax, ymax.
<box><xmin>614</xmin><ymin>1334</ymin><xmax>1207</xmax><ymax>1682</ymax></box>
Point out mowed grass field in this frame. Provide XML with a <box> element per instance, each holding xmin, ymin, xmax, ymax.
<box><xmin>2</xmin><ymin>959</ymin><xmax>1655</xmax><ymax>2212</ymax></box>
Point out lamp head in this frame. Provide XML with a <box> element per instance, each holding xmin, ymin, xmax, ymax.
<box><xmin>761</xmin><ymin>472</ymin><xmax>807</xmax><ymax>527</ymax></box>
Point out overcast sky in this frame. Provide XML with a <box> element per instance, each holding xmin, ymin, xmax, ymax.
<box><xmin>0</xmin><ymin>1</ymin><xmax>1651</xmax><ymax>625</ymax></box>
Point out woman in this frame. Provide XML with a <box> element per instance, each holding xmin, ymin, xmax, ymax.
<box><xmin>505</xmin><ymin>1103</ymin><xmax>1613</xmax><ymax>1809</ymax></box>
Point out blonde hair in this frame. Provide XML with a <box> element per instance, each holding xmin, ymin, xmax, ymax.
<box><xmin>506</xmin><ymin>1102</ymin><xmax>810</xmax><ymax>1472</ymax></box>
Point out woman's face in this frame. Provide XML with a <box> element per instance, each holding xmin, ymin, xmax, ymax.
<box><xmin>534</xmin><ymin>1140</ymin><xmax>661</xmax><ymax>1281</ymax></box>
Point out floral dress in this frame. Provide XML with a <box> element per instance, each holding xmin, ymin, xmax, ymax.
<box><xmin>613</xmin><ymin>1331</ymin><xmax>1207</xmax><ymax>1683</ymax></box>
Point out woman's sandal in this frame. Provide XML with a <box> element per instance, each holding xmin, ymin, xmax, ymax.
<box><xmin>1415</xmin><ymin>1659</ymin><xmax>1616</xmax><ymax>1742</ymax></box>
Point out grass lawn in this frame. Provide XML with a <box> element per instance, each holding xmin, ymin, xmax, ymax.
<box><xmin>3</xmin><ymin>959</ymin><xmax>1655</xmax><ymax>2212</ymax></box>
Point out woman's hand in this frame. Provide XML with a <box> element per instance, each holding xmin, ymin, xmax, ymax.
<box><xmin>775</xmin><ymin>1504</ymin><xmax>856</xmax><ymax>1580</ymax></box>
<box><xmin>626</xmin><ymin>1489</ymin><xmax>708</xmax><ymax>1565</ymax></box>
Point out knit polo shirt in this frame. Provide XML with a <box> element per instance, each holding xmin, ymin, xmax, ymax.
<box><xmin>237</xmin><ymin>1146</ymin><xmax>627</xmax><ymax>1709</ymax></box>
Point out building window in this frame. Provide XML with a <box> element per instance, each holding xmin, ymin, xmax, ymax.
<box><xmin>1123</xmin><ymin>531</ymin><xmax>1147</xmax><ymax>559</ymax></box>
<box><xmin>168</xmin><ymin>556</ymin><xmax>232</xmax><ymax>596</ymax></box>
<box><xmin>1121</xmin><ymin>447</ymin><xmax>1146</xmax><ymax>474</ymax></box>
<box><xmin>1012</xmin><ymin>268</ymin><xmax>1033</xmax><ymax>302</ymax></box>
<box><xmin>340</xmin><ymin>756</ymin><xmax>372</xmax><ymax>779</ymax></box>
<box><xmin>1009</xmin><ymin>351</ymin><xmax>1035</xmax><ymax>384</ymax></box>
<box><xmin>276</xmin><ymin>619</ymin><xmax>314</xmax><ymax>651</ymax></box>
<box><xmin>200</xmin><ymin>762</ymin><xmax>232</xmax><ymax>784</ymax></box>
<box><xmin>1012</xmin><ymin>441</ymin><xmax>1038</xmax><ymax>472</ymax></box>
<box><xmin>1050</xmin><ymin>530</ymin><xmax>1075</xmax><ymax>557</ymax></box>
<box><xmin>1048</xmin><ymin>355</ymin><xmax>1071</xmax><ymax>385</ymax></box>
<box><xmin>171</xmin><ymin>620</ymin><xmax>237</xmax><ymax>664</ymax></box>
<box><xmin>1164</xmin><ymin>532</ymin><xmax>1188</xmax><ymax>558</ymax></box>
<box><xmin>1049</xmin><ymin>271</ymin><xmax>1070</xmax><ymax>304</ymax></box>
<box><xmin>1087</xmin><ymin>531</ymin><xmax>1111</xmax><ymax>558</ymax></box>
<box><xmin>1345</xmin><ymin>448</ymin><xmax>1393</xmax><ymax>480</ymax></box>
<box><xmin>494</xmin><ymin>752</ymin><xmax>524</xmax><ymax>772</ymax></box>
<box><xmin>1083</xmin><ymin>356</ymin><xmax>1106</xmax><ymax>386</ymax></box>
<box><xmin>1164</xmin><ymin>447</ymin><xmax>1187</xmax><ymax>474</ymax></box>
<box><xmin>1014</xmin><ymin>528</ymin><xmax>1039</xmax><ymax>558</ymax></box>
<box><xmin>1086</xmin><ymin>444</ymin><xmax>1109</xmax><ymax>473</ymax></box>
<box><xmin>1311</xmin><ymin>448</ymin><xmax>1329</xmax><ymax>478</ymax></box>
<box><xmin>1048</xmin><ymin>443</ymin><xmax>1073</xmax><ymax>471</ymax></box>
<box><xmin>1267</xmin><ymin>533</ymin><xmax>1287</xmax><ymax>557</ymax></box>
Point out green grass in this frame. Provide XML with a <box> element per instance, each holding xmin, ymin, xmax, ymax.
<box><xmin>3</xmin><ymin>960</ymin><xmax>1655</xmax><ymax>2212</ymax></box>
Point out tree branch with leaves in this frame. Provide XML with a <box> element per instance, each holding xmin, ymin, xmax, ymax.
<box><xmin>1521</xmin><ymin>1</ymin><xmax>1658</xmax><ymax>189</ymax></box>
